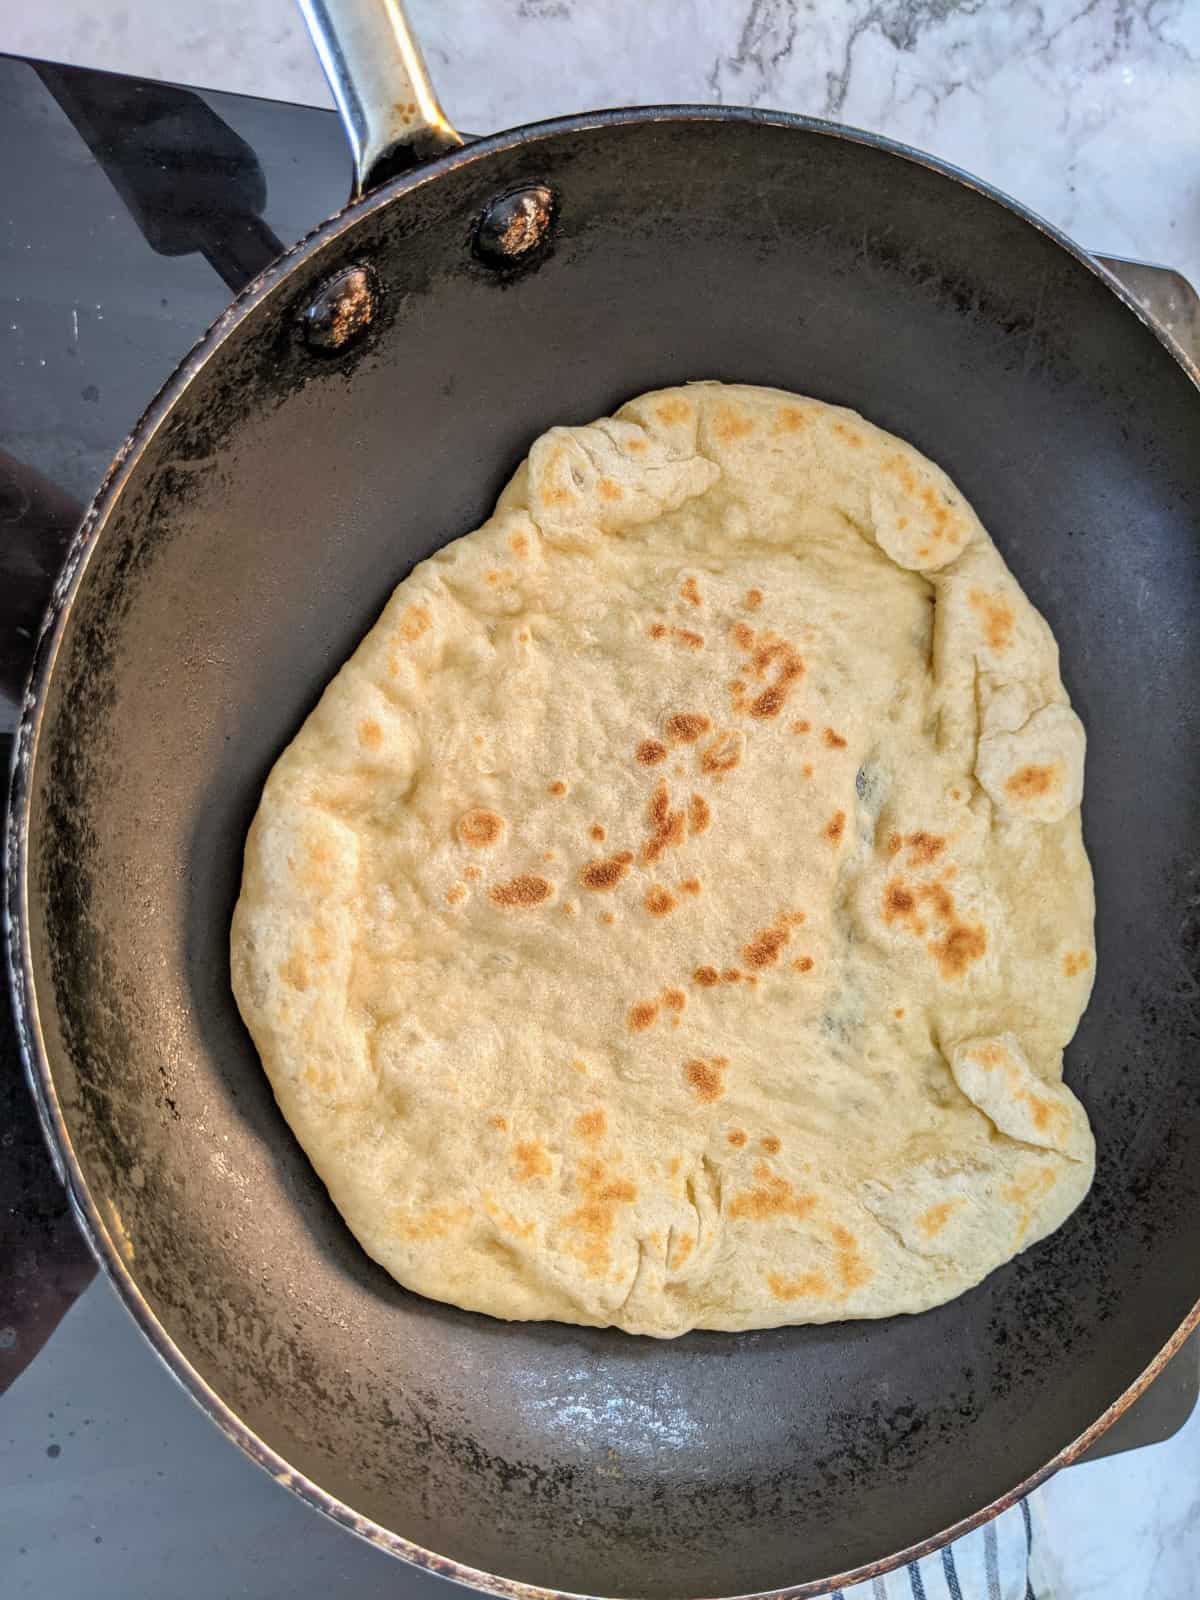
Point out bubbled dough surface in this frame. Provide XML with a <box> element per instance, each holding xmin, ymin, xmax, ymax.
<box><xmin>231</xmin><ymin>382</ymin><xmax>1095</xmax><ymax>1337</ymax></box>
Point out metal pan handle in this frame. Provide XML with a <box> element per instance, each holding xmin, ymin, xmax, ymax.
<box><xmin>297</xmin><ymin>0</ymin><xmax>463</xmax><ymax>197</ymax></box>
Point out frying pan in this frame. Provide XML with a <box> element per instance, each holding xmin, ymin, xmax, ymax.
<box><xmin>6</xmin><ymin>2</ymin><xmax>1200</xmax><ymax>1595</ymax></box>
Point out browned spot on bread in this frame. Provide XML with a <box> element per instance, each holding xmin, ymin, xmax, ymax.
<box><xmin>636</xmin><ymin>738</ymin><xmax>668</xmax><ymax>766</ymax></box>
<box><xmin>509</xmin><ymin>531</ymin><xmax>530</xmax><ymax>557</ymax></box>
<box><xmin>590</xmin><ymin>823</ymin><xmax>607</xmax><ymax>842</ymax></box>
<box><xmin>399</xmin><ymin>604</ymin><xmax>431</xmax><ymax>641</ymax></box>
<box><xmin>968</xmin><ymin>1042</ymin><xmax>1007</xmax><ymax>1068</ymax></box>
<box><xmin>714</xmin><ymin>405</ymin><xmax>754</xmax><ymax>441</ymax></box>
<box><xmin>1002</xmin><ymin>1166</ymin><xmax>1059</xmax><ymax>1243</ymax></box>
<box><xmin>393</xmin><ymin>1205</ymin><xmax>471</xmax><ymax>1241</ymax></box>
<box><xmin>680</xmin><ymin>876</ymin><xmax>702</xmax><ymax>896</ymax></box>
<box><xmin>694</xmin><ymin>965</ymin><xmax>720</xmax><ymax>987</ymax></box>
<box><xmin>894</xmin><ymin>1006</ymin><xmax>905</xmax><ymax>1019</ymax></box>
<box><xmin>279</xmin><ymin>950</ymin><xmax>310</xmax><ymax>991</ymax></box>
<box><xmin>483</xmin><ymin>1197</ymin><xmax>536</xmax><ymax>1241</ymax></box>
<box><xmin>906</xmin><ymin>831</ymin><xmax>946</xmax><ymax>865</ymax></box>
<box><xmin>730</xmin><ymin>1163</ymin><xmax>816</xmax><ymax>1221</ymax></box>
<box><xmin>832</xmin><ymin>1224</ymin><xmax>872</xmax><ymax>1290</ymax></box>
<box><xmin>626</xmin><ymin>436</ymin><xmax>647</xmax><ymax>454</ymax></box>
<box><xmin>699</xmin><ymin>729</ymin><xmax>743</xmax><ymax>777</ymax></box>
<box><xmin>727</xmin><ymin>1129</ymin><xmax>748</xmax><ymax>1147</ymax></box>
<box><xmin>743</xmin><ymin>923</ymin><xmax>791</xmax><ymax>969</ymax></box>
<box><xmin>761</xmin><ymin>1135</ymin><xmax>781</xmax><ymax>1155</ymax></box>
<box><xmin>883</xmin><ymin>877</ymin><xmax>987</xmax><ymax>979</ymax></box>
<box><xmin>969</xmin><ymin>589</ymin><xmax>1016</xmax><ymax>651</ymax></box>
<box><xmin>972</xmin><ymin>1047</ymin><xmax>1069</xmax><ymax>1138</ymax></box>
<box><xmin>445</xmin><ymin>884</ymin><xmax>467</xmax><ymax>906</ymax></box>
<box><xmin>801</xmin><ymin>763</ymin><xmax>814</xmax><ymax>779</ymax></box>
<box><xmin>885</xmin><ymin>882</ymin><xmax>916</xmax><ymax>917</ymax></box>
<box><xmin>648</xmin><ymin>622</ymin><xmax>668</xmax><ymax>640</ymax></box>
<box><xmin>730</xmin><ymin>624</ymin><xmax>806</xmax><ymax>719</ymax></box>
<box><xmin>564</xmin><ymin>1158</ymin><xmax>637</xmax><ymax>1276</ymax></box>
<box><xmin>668</xmin><ymin>1233</ymin><xmax>695</xmax><ymax>1269</ymax></box>
<box><xmin>823</xmin><ymin>727</ymin><xmax>848</xmax><ymax>749</ymax></box>
<box><xmin>600</xmin><ymin>910</ymin><xmax>616</xmax><ymax>925</ymax></box>
<box><xmin>688</xmin><ymin>795</ymin><xmax>711</xmax><ymax>836</ymax></box>
<box><xmin>294</xmin><ymin>838</ymin><xmax>335</xmax><ymax>894</ymax></box>
<box><xmin>645</xmin><ymin>885</ymin><xmax>677</xmax><ymax>917</ymax></box>
<box><xmin>598</xmin><ymin>477</ymin><xmax>623</xmax><ymax>502</ymax></box>
<box><xmin>490</xmin><ymin>874</ymin><xmax>554</xmax><ymax>908</ymax></box>
<box><xmin>773</xmin><ymin>405</ymin><xmax>808</xmax><ymax>434</ymax></box>
<box><xmin>358</xmin><ymin>718</ymin><xmax>383</xmax><ymax>750</ymax></box>
<box><xmin>666</xmin><ymin>712</ymin><xmax>712</xmax><ymax>744</ymax></box>
<box><xmin>1063</xmin><ymin>949</ymin><xmax>1091</xmax><ymax>977</ymax></box>
<box><xmin>791</xmin><ymin>719</ymin><xmax>811</xmax><ymax>735</ymax></box>
<box><xmin>672</xmin><ymin>626</ymin><xmax>705</xmax><ymax>650</ymax></box>
<box><xmin>832</xmin><ymin>421</ymin><xmax>864</xmax><ymax>448</ymax></box>
<box><xmin>793</xmin><ymin>956</ymin><xmax>815</xmax><ymax>974</ymax></box>
<box><xmin>683</xmin><ymin>1058</ymin><xmax>726</xmax><ymax>1102</ymax></box>
<box><xmin>749</xmin><ymin>685</ymin><xmax>785</xmax><ymax>719</ymax></box>
<box><xmin>824</xmin><ymin>810</ymin><xmax>847</xmax><ymax>845</ymax></box>
<box><xmin>629</xmin><ymin>999</ymin><xmax>659</xmax><ymax>1032</ymax></box>
<box><xmin>662</xmin><ymin>987</ymin><xmax>686</xmax><ymax>1013</ymax></box>
<box><xmin>1006</xmin><ymin>762</ymin><xmax>1060</xmax><ymax>801</ymax></box>
<box><xmin>579</xmin><ymin>852</ymin><xmax>634</xmax><ymax>892</ymax></box>
<box><xmin>642</xmin><ymin>779</ymin><xmax>687</xmax><ymax>864</ymax></box>
<box><xmin>539</xmin><ymin>448</ymin><xmax>572</xmax><ymax>508</ymax></box>
<box><xmin>514</xmin><ymin>1140</ymin><xmax>551</xmax><ymax>1182</ymax></box>
<box><xmin>575</xmin><ymin>1108</ymin><xmax>607</xmax><ymax>1141</ymax></box>
<box><xmin>680</xmin><ymin>576</ymin><xmax>702</xmax><ymax>607</ymax></box>
<box><xmin>723</xmin><ymin>967</ymin><xmax>743</xmax><ymax>983</ymax></box>
<box><xmin>743</xmin><ymin>589</ymin><xmax>764</xmax><ymax>611</ymax></box>
<box><xmin>768</xmin><ymin>1270</ymin><xmax>830</xmax><ymax>1300</ymax></box>
<box><xmin>886</xmin><ymin>832</ymin><xmax>903</xmax><ymax>857</ymax></box>
<box><xmin>656</xmin><ymin>397</ymin><xmax>691</xmax><ymax>425</ymax></box>
<box><xmin>548</xmin><ymin>780</ymin><xmax>567</xmax><ymax>796</ymax></box>
<box><xmin>464</xmin><ymin>865</ymin><xmax>481</xmax><ymax>881</ymax></box>
<box><xmin>490</xmin><ymin>1115</ymin><xmax>508</xmax><ymax>1132</ymax></box>
<box><xmin>456</xmin><ymin>808</ymin><xmax>504</xmax><ymax>849</ymax></box>
<box><xmin>918</xmin><ymin>1199</ymin><xmax>960</xmax><ymax>1238</ymax></box>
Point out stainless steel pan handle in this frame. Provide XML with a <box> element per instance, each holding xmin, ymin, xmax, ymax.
<box><xmin>297</xmin><ymin>0</ymin><xmax>463</xmax><ymax>196</ymax></box>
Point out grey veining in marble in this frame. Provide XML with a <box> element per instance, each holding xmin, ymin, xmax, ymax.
<box><xmin>4</xmin><ymin>0</ymin><xmax>1199</xmax><ymax>286</ymax></box>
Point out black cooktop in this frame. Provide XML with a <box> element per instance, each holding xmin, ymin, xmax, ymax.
<box><xmin>1</xmin><ymin>51</ymin><xmax>1195</xmax><ymax>1596</ymax></box>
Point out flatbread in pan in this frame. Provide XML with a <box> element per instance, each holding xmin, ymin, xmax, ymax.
<box><xmin>231</xmin><ymin>382</ymin><xmax>1095</xmax><ymax>1336</ymax></box>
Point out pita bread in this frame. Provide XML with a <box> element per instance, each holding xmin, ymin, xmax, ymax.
<box><xmin>231</xmin><ymin>383</ymin><xmax>1095</xmax><ymax>1337</ymax></box>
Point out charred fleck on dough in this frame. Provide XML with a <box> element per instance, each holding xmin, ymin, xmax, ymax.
<box><xmin>231</xmin><ymin>381</ymin><xmax>1094</xmax><ymax>1338</ymax></box>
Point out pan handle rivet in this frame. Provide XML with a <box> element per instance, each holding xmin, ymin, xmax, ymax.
<box><xmin>474</xmin><ymin>185</ymin><xmax>557</xmax><ymax>268</ymax></box>
<box><xmin>300</xmin><ymin>264</ymin><xmax>378</xmax><ymax>352</ymax></box>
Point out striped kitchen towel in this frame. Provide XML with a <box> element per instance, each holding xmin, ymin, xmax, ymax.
<box><xmin>824</xmin><ymin>1494</ymin><xmax>1052</xmax><ymax>1600</ymax></box>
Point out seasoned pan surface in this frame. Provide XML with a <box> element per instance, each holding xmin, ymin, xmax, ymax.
<box><xmin>9</xmin><ymin>111</ymin><xmax>1200</xmax><ymax>1598</ymax></box>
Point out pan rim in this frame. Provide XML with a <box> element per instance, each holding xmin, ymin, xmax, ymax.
<box><xmin>5</xmin><ymin>100</ymin><xmax>1200</xmax><ymax>1600</ymax></box>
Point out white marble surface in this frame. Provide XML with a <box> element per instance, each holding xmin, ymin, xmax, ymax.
<box><xmin>2</xmin><ymin>0</ymin><xmax>1198</xmax><ymax>288</ymax></box>
<box><xmin>1</xmin><ymin>1</ymin><xmax>1198</xmax><ymax>1595</ymax></box>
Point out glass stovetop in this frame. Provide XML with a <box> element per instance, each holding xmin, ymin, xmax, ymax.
<box><xmin>1</xmin><ymin>50</ymin><xmax>1196</xmax><ymax>1598</ymax></box>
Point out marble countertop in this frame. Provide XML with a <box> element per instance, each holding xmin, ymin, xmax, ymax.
<box><xmin>4</xmin><ymin>0</ymin><xmax>1199</xmax><ymax>289</ymax></box>
<box><xmin>1</xmin><ymin>2</ymin><xmax>1198</xmax><ymax>1597</ymax></box>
